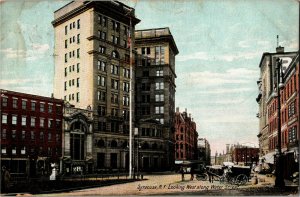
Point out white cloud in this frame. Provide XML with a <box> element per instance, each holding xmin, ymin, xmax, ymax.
<box><xmin>238</xmin><ymin>40</ymin><xmax>250</xmax><ymax>48</ymax></box>
<box><xmin>181</xmin><ymin>68</ymin><xmax>259</xmax><ymax>87</ymax></box>
<box><xmin>177</xmin><ymin>51</ymin><xmax>261</xmax><ymax>62</ymax></box>
<box><xmin>197</xmin><ymin>87</ymin><xmax>254</xmax><ymax>95</ymax></box>
<box><xmin>0</xmin><ymin>43</ymin><xmax>50</xmax><ymax>61</ymax></box>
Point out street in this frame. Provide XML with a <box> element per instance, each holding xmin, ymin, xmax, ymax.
<box><xmin>23</xmin><ymin>173</ymin><xmax>295</xmax><ymax>196</ymax></box>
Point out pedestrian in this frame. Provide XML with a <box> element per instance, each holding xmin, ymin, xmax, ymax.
<box><xmin>2</xmin><ymin>166</ymin><xmax>11</xmax><ymax>192</ymax></box>
<box><xmin>190</xmin><ymin>167</ymin><xmax>194</xmax><ymax>181</ymax></box>
<box><xmin>180</xmin><ymin>166</ymin><xmax>184</xmax><ymax>181</ymax></box>
<box><xmin>207</xmin><ymin>167</ymin><xmax>214</xmax><ymax>183</ymax></box>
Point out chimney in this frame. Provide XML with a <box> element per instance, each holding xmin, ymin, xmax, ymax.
<box><xmin>276</xmin><ymin>46</ymin><xmax>284</xmax><ymax>53</ymax></box>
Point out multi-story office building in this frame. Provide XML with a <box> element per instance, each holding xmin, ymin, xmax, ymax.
<box><xmin>52</xmin><ymin>1</ymin><xmax>140</xmax><ymax>171</ymax></box>
<box><xmin>0</xmin><ymin>89</ymin><xmax>63</xmax><ymax>176</ymax></box>
<box><xmin>134</xmin><ymin>28</ymin><xmax>178</xmax><ymax>170</ymax></box>
<box><xmin>174</xmin><ymin>108</ymin><xmax>198</xmax><ymax>162</ymax></box>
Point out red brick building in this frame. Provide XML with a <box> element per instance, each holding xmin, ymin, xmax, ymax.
<box><xmin>232</xmin><ymin>146</ymin><xmax>259</xmax><ymax>166</ymax></box>
<box><xmin>174</xmin><ymin>108</ymin><xmax>198</xmax><ymax>161</ymax></box>
<box><xmin>267</xmin><ymin>52</ymin><xmax>299</xmax><ymax>178</ymax></box>
<box><xmin>0</xmin><ymin>89</ymin><xmax>63</xmax><ymax>176</ymax></box>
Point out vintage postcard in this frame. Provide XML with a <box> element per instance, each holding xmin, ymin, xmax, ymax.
<box><xmin>0</xmin><ymin>0</ymin><xmax>299</xmax><ymax>196</ymax></box>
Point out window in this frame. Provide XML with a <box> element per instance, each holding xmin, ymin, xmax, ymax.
<box><xmin>65</xmin><ymin>68</ymin><xmax>67</xmax><ymax>77</ymax></box>
<box><xmin>155</xmin><ymin>106</ymin><xmax>164</xmax><ymax>114</ymax></box>
<box><xmin>12</xmin><ymin>146</ymin><xmax>16</xmax><ymax>155</ymax></box>
<box><xmin>111</xmin><ymin>79</ymin><xmax>119</xmax><ymax>90</ymax></box>
<box><xmin>12</xmin><ymin>115</ymin><xmax>17</xmax><ymax>125</ymax></box>
<box><xmin>22</xmin><ymin>116</ymin><xmax>26</xmax><ymax>126</ymax></box>
<box><xmin>111</xmin><ymin>108</ymin><xmax>118</xmax><ymax>117</ymax></box>
<box><xmin>155</xmin><ymin>82</ymin><xmax>164</xmax><ymax>90</ymax></box>
<box><xmin>98</xmin><ymin>76</ymin><xmax>106</xmax><ymax>87</ymax></box>
<box><xmin>98</xmin><ymin>31</ymin><xmax>106</xmax><ymax>40</ymax></box>
<box><xmin>65</xmin><ymin>25</ymin><xmax>67</xmax><ymax>35</ymax></box>
<box><xmin>13</xmin><ymin>98</ymin><xmax>18</xmax><ymax>108</ymax></box>
<box><xmin>2</xmin><ymin>114</ymin><xmax>7</xmax><ymax>124</ymax></box>
<box><xmin>156</xmin><ymin>70</ymin><xmax>163</xmax><ymax>76</ymax></box>
<box><xmin>123</xmin><ymin>96</ymin><xmax>129</xmax><ymax>106</ymax></box>
<box><xmin>142</xmin><ymin>95</ymin><xmax>150</xmax><ymax>103</ymax></box>
<box><xmin>77</xmin><ymin>34</ymin><xmax>80</xmax><ymax>44</ymax></box>
<box><xmin>48</xmin><ymin>119</ymin><xmax>53</xmax><ymax>128</ymax></box>
<box><xmin>111</xmin><ymin>64</ymin><xmax>119</xmax><ymax>75</ymax></box>
<box><xmin>112</xmin><ymin>51</ymin><xmax>119</xmax><ymax>58</ymax></box>
<box><xmin>123</xmin><ymin>110</ymin><xmax>129</xmax><ymax>120</ymax></box>
<box><xmin>73</xmin><ymin>22</ymin><xmax>75</xmax><ymax>28</ymax></box>
<box><xmin>123</xmin><ymin>68</ymin><xmax>130</xmax><ymax>78</ymax></box>
<box><xmin>22</xmin><ymin>130</ymin><xmax>25</xmax><ymax>139</ymax></box>
<box><xmin>99</xmin><ymin>46</ymin><xmax>106</xmax><ymax>54</ymax></box>
<box><xmin>21</xmin><ymin>147</ymin><xmax>26</xmax><ymax>155</ymax></box>
<box><xmin>156</xmin><ymin>118</ymin><xmax>164</xmax><ymax>124</ymax></box>
<box><xmin>12</xmin><ymin>130</ymin><xmax>16</xmax><ymax>139</ymax></box>
<box><xmin>64</xmin><ymin>81</ymin><xmax>67</xmax><ymax>91</ymax></box>
<box><xmin>2</xmin><ymin>129</ymin><xmax>6</xmax><ymax>139</ymax></box>
<box><xmin>111</xmin><ymin>35</ymin><xmax>119</xmax><ymax>45</ymax></box>
<box><xmin>141</xmin><ymin>83</ymin><xmax>150</xmax><ymax>91</ymax></box>
<box><xmin>77</xmin><ymin>48</ymin><xmax>80</xmax><ymax>58</ymax></box>
<box><xmin>2</xmin><ymin>97</ymin><xmax>7</xmax><ymax>107</ymax></box>
<box><xmin>72</xmin><ymin>79</ymin><xmax>75</xmax><ymax>86</ymax></box>
<box><xmin>77</xmin><ymin>63</ymin><xmax>80</xmax><ymax>73</ymax></box>
<box><xmin>40</xmin><ymin>131</ymin><xmax>44</xmax><ymax>141</ymax></box>
<box><xmin>97</xmin><ymin>105</ymin><xmax>106</xmax><ymax>116</ymax></box>
<box><xmin>65</xmin><ymin>40</ymin><xmax>68</xmax><ymax>48</ymax></box>
<box><xmin>1</xmin><ymin>146</ymin><xmax>6</xmax><ymax>154</ymax></box>
<box><xmin>77</xmin><ymin>19</ymin><xmax>80</xmax><ymax>29</ymax></box>
<box><xmin>111</xmin><ymin>94</ymin><xmax>119</xmax><ymax>104</ymax></box>
<box><xmin>98</xmin><ymin>122</ymin><xmax>106</xmax><ymax>131</ymax></box>
<box><xmin>155</xmin><ymin>94</ymin><xmax>164</xmax><ymax>102</ymax></box>
<box><xmin>155</xmin><ymin>46</ymin><xmax>165</xmax><ymax>65</ymax></box>
<box><xmin>40</xmin><ymin>118</ymin><xmax>44</xmax><ymax>128</ymax></box>
<box><xmin>21</xmin><ymin>100</ymin><xmax>27</xmax><ymax>109</ymax></box>
<box><xmin>142</xmin><ymin>47</ymin><xmax>150</xmax><ymax>55</ymax></box>
<box><xmin>48</xmin><ymin>104</ymin><xmax>53</xmax><ymax>113</ymax></box>
<box><xmin>56</xmin><ymin>134</ymin><xmax>60</xmax><ymax>142</ymax></box>
<box><xmin>31</xmin><ymin>131</ymin><xmax>35</xmax><ymax>140</ymax></box>
<box><xmin>98</xmin><ymin>15</ymin><xmax>107</xmax><ymax>26</ymax></box>
<box><xmin>31</xmin><ymin>102</ymin><xmax>36</xmax><ymax>111</ymax></box>
<box><xmin>97</xmin><ymin>60</ymin><xmax>106</xmax><ymax>71</ymax></box>
<box><xmin>56</xmin><ymin>120</ymin><xmax>61</xmax><ymax>129</ymax></box>
<box><xmin>31</xmin><ymin>117</ymin><xmax>36</xmax><ymax>127</ymax></box>
<box><xmin>288</xmin><ymin>101</ymin><xmax>296</xmax><ymax>117</ymax></box>
<box><xmin>288</xmin><ymin>126</ymin><xmax>297</xmax><ymax>143</ymax></box>
<box><xmin>112</xmin><ymin>21</ymin><xmax>120</xmax><ymax>32</ymax></box>
<box><xmin>123</xmin><ymin>82</ymin><xmax>129</xmax><ymax>92</ymax></box>
<box><xmin>76</xmin><ymin>92</ymin><xmax>80</xmax><ymax>102</ymax></box>
<box><xmin>40</xmin><ymin>103</ymin><xmax>45</xmax><ymax>112</ymax></box>
<box><xmin>70</xmin><ymin>38</ymin><xmax>72</xmax><ymax>44</ymax></box>
<box><xmin>48</xmin><ymin>132</ymin><xmax>52</xmax><ymax>141</ymax></box>
<box><xmin>77</xmin><ymin>78</ymin><xmax>80</xmax><ymax>87</ymax></box>
<box><xmin>65</xmin><ymin>53</ymin><xmax>67</xmax><ymax>63</ymax></box>
<box><xmin>97</xmin><ymin>91</ymin><xmax>106</xmax><ymax>102</ymax></box>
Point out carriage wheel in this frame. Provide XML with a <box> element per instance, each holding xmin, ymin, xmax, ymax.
<box><xmin>236</xmin><ymin>174</ymin><xmax>248</xmax><ymax>185</ymax></box>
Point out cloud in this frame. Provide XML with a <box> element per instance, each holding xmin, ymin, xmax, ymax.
<box><xmin>177</xmin><ymin>51</ymin><xmax>261</xmax><ymax>62</ymax></box>
<box><xmin>0</xmin><ymin>43</ymin><xmax>50</xmax><ymax>61</ymax></box>
<box><xmin>196</xmin><ymin>87</ymin><xmax>254</xmax><ymax>95</ymax></box>
<box><xmin>238</xmin><ymin>40</ymin><xmax>250</xmax><ymax>48</ymax></box>
<box><xmin>181</xmin><ymin>68</ymin><xmax>259</xmax><ymax>87</ymax></box>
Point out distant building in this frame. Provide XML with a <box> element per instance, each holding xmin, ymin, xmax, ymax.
<box><xmin>134</xmin><ymin>28</ymin><xmax>178</xmax><ymax>170</ymax></box>
<box><xmin>174</xmin><ymin>108</ymin><xmax>198</xmax><ymax>162</ymax></box>
<box><xmin>197</xmin><ymin>138</ymin><xmax>211</xmax><ymax>165</ymax></box>
<box><xmin>232</xmin><ymin>146</ymin><xmax>259</xmax><ymax>166</ymax></box>
<box><xmin>1</xmin><ymin>89</ymin><xmax>63</xmax><ymax>176</ymax></box>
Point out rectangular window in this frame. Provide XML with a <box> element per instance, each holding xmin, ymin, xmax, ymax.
<box><xmin>31</xmin><ymin>102</ymin><xmax>36</xmax><ymax>111</ymax></box>
<box><xmin>65</xmin><ymin>25</ymin><xmax>67</xmax><ymax>35</ymax></box>
<box><xmin>65</xmin><ymin>53</ymin><xmax>67</xmax><ymax>63</ymax></box>
<box><xmin>31</xmin><ymin>117</ymin><xmax>36</xmax><ymax>127</ymax></box>
<box><xmin>40</xmin><ymin>118</ymin><xmax>44</xmax><ymax>128</ymax></box>
<box><xmin>123</xmin><ymin>82</ymin><xmax>129</xmax><ymax>92</ymax></box>
<box><xmin>13</xmin><ymin>98</ymin><xmax>18</xmax><ymax>108</ymax></box>
<box><xmin>123</xmin><ymin>68</ymin><xmax>130</xmax><ymax>78</ymax></box>
<box><xmin>155</xmin><ymin>106</ymin><xmax>164</xmax><ymax>114</ymax></box>
<box><xmin>110</xmin><ymin>64</ymin><xmax>119</xmax><ymax>75</ymax></box>
<box><xmin>48</xmin><ymin>132</ymin><xmax>52</xmax><ymax>141</ymax></box>
<box><xmin>2</xmin><ymin>114</ymin><xmax>7</xmax><ymax>124</ymax></box>
<box><xmin>12</xmin><ymin>115</ymin><xmax>17</xmax><ymax>125</ymax></box>
<box><xmin>97</xmin><ymin>105</ymin><xmax>106</xmax><ymax>116</ymax></box>
<box><xmin>22</xmin><ymin>116</ymin><xmax>26</xmax><ymax>126</ymax></box>
<box><xmin>40</xmin><ymin>103</ymin><xmax>45</xmax><ymax>112</ymax></box>
<box><xmin>70</xmin><ymin>23</ymin><xmax>72</xmax><ymax>30</ymax></box>
<box><xmin>98</xmin><ymin>76</ymin><xmax>106</xmax><ymax>87</ymax></box>
<box><xmin>12</xmin><ymin>130</ymin><xmax>16</xmax><ymax>139</ymax></box>
<box><xmin>288</xmin><ymin>126</ymin><xmax>297</xmax><ymax>143</ymax></box>
<box><xmin>98</xmin><ymin>60</ymin><xmax>106</xmax><ymax>72</ymax></box>
<box><xmin>99</xmin><ymin>31</ymin><xmax>106</xmax><ymax>40</ymax></box>
<box><xmin>77</xmin><ymin>19</ymin><xmax>80</xmax><ymax>29</ymax></box>
<box><xmin>21</xmin><ymin>147</ymin><xmax>26</xmax><ymax>155</ymax></box>
<box><xmin>73</xmin><ymin>22</ymin><xmax>75</xmax><ymax>28</ymax></box>
<box><xmin>1</xmin><ymin>146</ymin><xmax>6</xmax><ymax>154</ymax></box>
<box><xmin>156</xmin><ymin>70</ymin><xmax>163</xmax><ymax>76</ymax></box>
<box><xmin>77</xmin><ymin>63</ymin><xmax>80</xmax><ymax>73</ymax></box>
<box><xmin>155</xmin><ymin>94</ymin><xmax>164</xmax><ymax>102</ymax></box>
<box><xmin>72</xmin><ymin>79</ymin><xmax>75</xmax><ymax>86</ymax></box>
<box><xmin>77</xmin><ymin>34</ymin><xmax>80</xmax><ymax>44</ymax></box>
<box><xmin>123</xmin><ymin>96</ymin><xmax>129</xmax><ymax>106</ymax></box>
<box><xmin>65</xmin><ymin>40</ymin><xmax>68</xmax><ymax>48</ymax></box>
<box><xmin>77</xmin><ymin>48</ymin><xmax>80</xmax><ymax>58</ymax></box>
<box><xmin>77</xmin><ymin>78</ymin><xmax>80</xmax><ymax>87</ymax></box>
<box><xmin>76</xmin><ymin>92</ymin><xmax>80</xmax><ymax>102</ymax></box>
<box><xmin>2</xmin><ymin>129</ymin><xmax>7</xmax><ymax>139</ymax></box>
<box><xmin>99</xmin><ymin>46</ymin><xmax>106</xmax><ymax>54</ymax></box>
<box><xmin>98</xmin><ymin>91</ymin><xmax>106</xmax><ymax>102</ymax></box>
<box><xmin>155</xmin><ymin>82</ymin><xmax>164</xmax><ymax>90</ymax></box>
<box><xmin>12</xmin><ymin>147</ymin><xmax>16</xmax><ymax>155</ymax></box>
<box><xmin>22</xmin><ymin>130</ymin><xmax>25</xmax><ymax>140</ymax></box>
<box><xmin>64</xmin><ymin>81</ymin><xmax>67</xmax><ymax>91</ymax></box>
<box><xmin>40</xmin><ymin>131</ymin><xmax>44</xmax><ymax>141</ymax></box>
<box><xmin>111</xmin><ymin>79</ymin><xmax>119</xmax><ymax>90</ymax></box>
<box><xmin>111</xmin><ymin>94</ymin><xmax>119</xmax><ymax>104</ymax></box>
<box><xmin>48</xmin><ymin>119</ymin><xmax>53</xmax><ymax>128</ymax></box>
<box><xmin>2</xmin><ymin>97</ymin><xmax>8</xmax><ymax>107</ymax></box>
<box><xmin>48</xmin><ymin>104</ymin><xmax>53</xmax><ymax>113</ymax></box>
<box><xmin>22</xmin><ymin>100</ymin><xmax>27</xmax><ymax>109</ymax></box>
<box><xmin>31</xmin><ymin>131</ymin><xmax>35</xmax><ymax>140</ymax></box>
<box><xmin>65</xmin><ymin>68</ymin><xmax>67</xmax><ymax>77</ymax></box>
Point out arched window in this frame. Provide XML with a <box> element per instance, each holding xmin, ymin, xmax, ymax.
<box><xmin>111</xmin><ymin>140</ymin><xmax>118</xmax><ymax>148</ymax></box>
<box><xmin>70</xmin><ymin>121</ymin><xmax>86</xmax><ymax>160</ymax></box>
<box><xmin>97</xmin><ymin>139</ymin><xmax>105</xmax><ymax>147</ymax></box>
<box><xmin>112</xmin><ymin>50</ymin><xmax>119</xmax><ymax>59</ymax></box>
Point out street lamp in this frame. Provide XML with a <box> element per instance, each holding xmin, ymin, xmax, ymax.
<box><xmin>274</xmin><ymin>58</ymin><xmax>285</xmax><ymax>188</ymax></box>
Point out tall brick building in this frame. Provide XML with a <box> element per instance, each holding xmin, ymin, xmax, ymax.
<box><xmin>0</xmin><ymin>89</ymin><xmax>63</xmax><ymax>176</ymax></box>
<box><xmin>174</xmin><ymin>108</ymin><xmax>198</xmax><ymax>161</ymax></box>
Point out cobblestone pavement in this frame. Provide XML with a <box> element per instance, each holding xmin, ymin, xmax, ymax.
<box><xmin>33</xmin><ymin>173</ymin><xmax>297</xmax><ymax>196</ymax></box>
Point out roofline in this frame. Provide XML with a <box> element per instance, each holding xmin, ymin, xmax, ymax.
<box><xmin>258</xmin><ymin>51</ymin><xmax>298</xmax><ymax>68</ymax></box>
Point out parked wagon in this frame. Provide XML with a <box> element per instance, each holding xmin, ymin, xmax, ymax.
<box><xmin>223</xmin><ymin>165</ymin><xmax>251</xmax><ymax>185</ymax></box>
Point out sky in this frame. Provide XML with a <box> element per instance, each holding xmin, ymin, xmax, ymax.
<box><xmin>0</xmin><ymin>0</ymin><xmax>299</xmax><ymax>155</ymax></box>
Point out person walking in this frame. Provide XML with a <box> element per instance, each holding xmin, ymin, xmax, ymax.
<box><xmin>180</xmin><ymin>166</ymin><xmax>184</xmax><ymax>181</ymax></box>
<box><xmin>207</xmin><ymin>167</ymin><xmax>214</xmax><ymax>183</ymax></box>
<box><xmin>190</xmin><ymin>167</ymin><xmax>194</xmax><ymax>181</ymax></box>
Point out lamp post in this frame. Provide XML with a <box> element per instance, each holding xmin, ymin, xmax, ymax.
<box><xmin>274</xmin><ymin>58</ymin><xmax>285</xmax><ymax>188</ymax></box>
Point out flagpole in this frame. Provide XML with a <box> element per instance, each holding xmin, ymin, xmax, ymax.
<box><xmin>129</xmin><ymin>14</ymin><xmax>133</xmax><ymax>179</ymax></box>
